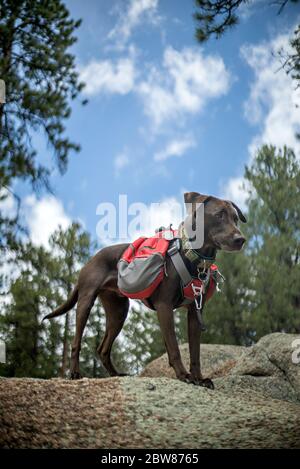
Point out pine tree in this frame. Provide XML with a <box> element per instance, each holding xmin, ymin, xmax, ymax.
<box><xmin>49</xmin><ymin>222</ymin><xmax>91</xmax><ymax>377</ymax></box>
<box><xmin>0</xmin><ymin>0</ymin><xmax>85</xmax><ymax>249</ymax></box>
<box><xmin>203</xmin><ymin>145</ymin><xmax>300</xmax><ymax>344</ymax></box>
<box><xmin>194</xmin><ymin>0</ymin><xmax>299</xmax><ymax>43</ymax></box>
<box><xmin>0</xmin><ymin>243</ymin><xmax>59</xmax><ymax>377</ymax></box>
<box><xmin>0</xmin><ymin>223</ymin><xmax>93</xmax><ymax>378</ymax></box>
<box><xmin>244</xmin><ymin>145</ymin><xmax>300</xmax><ymax>336</ymax></box>
<box><xmin>203</xmin><ymin>249</ymin><xmax>253</xmax><ymax>345</ymax></box>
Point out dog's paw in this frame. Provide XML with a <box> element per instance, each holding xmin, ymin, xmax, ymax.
<box><xmin>178</xmin><ymin>373</ymin><xmax>195</xmax><ymax>384</ymax></box>
<box><xmin>198</xmin><ymin>378</ymin><xmax>214</xmax><ymax>389</ymax></box>
<box><xmin>188</xmin><ymin>376</ymin><xmax>214</xmax><ymax>389</ymax></box>
<box><xmin>70</xmin><ymin>371</ymin><xmax>82</xmax><ymax>380</ymax></box>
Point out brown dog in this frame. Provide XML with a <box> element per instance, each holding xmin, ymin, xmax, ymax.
<box><xmin>44</xmin><ymin>192</ymin><xmax>246</xmax><ymax>387</ymax></box>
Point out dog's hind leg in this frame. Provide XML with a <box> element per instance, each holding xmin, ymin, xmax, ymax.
<box><xmin>70</xmin><ymin>289</ymin><xmax>97</xmax><ymax>379</ymax></box>
<box><xmin>97</xmin><ymin>291</ymin><xmax>129</xmax><ymax>376</ymax></box>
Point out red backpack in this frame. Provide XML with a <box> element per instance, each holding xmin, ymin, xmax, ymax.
<box><xmin>117</xmin><ymin>232</ymin><xmax>171</xmax><ymax>299</ymax></box>
<box><xmin>117</xmin><ymin>230</ymin><xmax>218</xmax><ymax>303</ymax></box>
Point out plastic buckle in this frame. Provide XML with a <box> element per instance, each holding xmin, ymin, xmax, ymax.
<box><xmin>164</xmin><ymin>230</ymin><xmax>174</xmax><ymax>241</ymax></box>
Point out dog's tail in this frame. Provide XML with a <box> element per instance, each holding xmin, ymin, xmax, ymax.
<box><xmin>43</xmin><ymin>284</ymin><xmax>79</xmax><ymax>321</ymax></box>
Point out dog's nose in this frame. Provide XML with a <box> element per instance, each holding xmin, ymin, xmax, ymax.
<box><xmin>233</xmin><ymin>235</ymin><xmax>246</xmax><ymax>248</ymax></box>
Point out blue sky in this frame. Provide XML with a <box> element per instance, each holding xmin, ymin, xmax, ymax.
<box><xmin>8</xmin><ymin>0</ymin><xmax>300</xmax><ymax>246</ymax></box>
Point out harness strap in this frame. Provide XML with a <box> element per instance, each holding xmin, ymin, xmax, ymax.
<box><xmin>167</xmin><ymin>239</ymin><xmax>206</xmax><ymax>331</ymax></box>
<box><xmin>167</xmin><ymin>239</ymin><xmax>192</xmax><ymax>286</ymax></box>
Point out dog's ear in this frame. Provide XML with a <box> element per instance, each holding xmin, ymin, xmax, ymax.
<box><xmin>231</xmin><ymin>202</ymin><xmax>247</xmax><ymax>223</ymax></box>
<box><xmin>184</xmin><ymin>192</ymin><xmax>210</xmax><ymax>214</ymax></box>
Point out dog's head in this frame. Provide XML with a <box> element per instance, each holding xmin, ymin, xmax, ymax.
<box><xmin>184</xmin><ymin>191</ymin><xmax>247</xmax><ymax>252</ymax></box>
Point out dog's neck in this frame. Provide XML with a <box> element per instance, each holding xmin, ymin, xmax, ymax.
<box><xmin>178</xmin><ymin>223</ymin><xmax>217</xmax><ymax>269</ymax></box>
<box><xmin>197</xmin><ymin>244</ymin><xmax>216</xmax><ymax>260</ymax></box>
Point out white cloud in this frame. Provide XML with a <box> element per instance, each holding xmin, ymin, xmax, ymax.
<box><xmin>154</xmin><ymin>135</ymin><xmax>196</xmax><ymax>161</ymax></box>
<box><xmin>79</xmin><ymin>46</ymin><xmax>230</xmax><ymax>131</ymax></box>
<box><xmin>80</xmin><ymin>56</ymin><xmax>136</xmax><ymax>96</ymax></box>
<box><xmin>138</xmin><ymin>46</ymin><xmax>231</xmax><ymax>128</ymax></box>
<box><xmin>24</xmin><ymin>195</ymin><xmax>71</xmax><ymax>247</ymax></box>
<box><xmin>0</xmin><ymin>191</ymin><xmax>73</xmax><ymax>248</ymax></box>
<box><xmin>108</xmin><ymin>0</ymin><xmax>159</xmax><ymax>48</ymax></box>
<box><xmin>221</xmin><ymin>176</ymin><xmax>249</xmax><ymax>211</ymax></box>
<box><xmin>114</xmin><ymin>151</ymin><xmax>130</xmax><ymax>174</ymax></box>
<box><xmin>222</xmin><ymin>27</ymin><xmax>300</xmax><ymax>210</ymax></box>
<box><xmin>239</xmin><ymin>0</ymin><xmax>266</xmax><ymax>20</ymax></box>
<box><xmin>241</xmin><ymin>30</ymin><xmax>300</xmax><ymax>157</ymax></box>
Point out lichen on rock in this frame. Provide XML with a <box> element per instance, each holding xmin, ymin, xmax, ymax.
<box><xmin>1</xmin><ymin>333</ymin><xmax>299</xmax><ymax>448</ymax></box>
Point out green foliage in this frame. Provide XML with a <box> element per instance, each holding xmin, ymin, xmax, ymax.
<box><xmin>194</xmin><ymin>1</ymin><xmax>300</xmax><ymax>90</ymax></box>
<box><xmin>194</xmin><ymin>0</ymin><xmax>243</xmax><ymax>43</ymax></box>
<box><xmin>0</xmin><ymin>0</ymin><xmax>84</xmax><ymax>249</ymax></box>
<box><xmin>289</xmin><ymin>25</ymin><xmax>300</xmax><ymax>89</ymax></box>
<box><xmin>202</xmin><ymin>145</ymin><xmax>300</xmax><ymax>344</ymax></box>
<box><xmin>203</xmin><ymin>249</ymin><xmax>254</xmax><ymax>345</ymax></box>
<box><xmin>0</xmin><ymin>244</ymin><xmax>61</xmax><ymax>377</ymax></box>
<box><xmin>194</xmin><ymin>0</ymin><xmax>299</xmax><ymax>43</ymax></box>
<box><xmin>0</xmin><ymin>223</ymin><xmax>93</xmax><ymax>378</ymax></box>
<box><xmin>48</xmin><ymin>222</ymin><xmax>91</xmax><ymax>377</ymax></box>
<box><xmin>244</xmin><ymin>146</ymin><xmax>300</xmax><ymax>336</ymax></box>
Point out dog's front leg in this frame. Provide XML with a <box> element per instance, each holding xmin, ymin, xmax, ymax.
<box><xmin>188</xmin><ymin>303</ymin><xmax>214</xmax><ymax>389</ymax></box>
<box><xmin>156</xmin><ymin>303</ymin><xmax>191</xmax><ymax>383</ymax></box>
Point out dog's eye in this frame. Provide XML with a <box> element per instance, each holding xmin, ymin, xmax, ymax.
<box><xmin>216</xmin><ymin>210</ymin><xmax>225</xmax><ymax>219</ymax></box>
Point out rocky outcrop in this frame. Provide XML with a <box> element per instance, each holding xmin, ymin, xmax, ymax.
<box><xmin>0</xmin><ymin>333</ymin><xmax>299</xmax><ymax>449</ymax></box>
<box><xmin>141</xmin><ymin>343</ymin><xmax>246</xmax><ymax>380</ymax></box>
<box><xmin>142</xmin><ymin>333</ymin><xmax>300</xmax><ymax>404</ymax></box>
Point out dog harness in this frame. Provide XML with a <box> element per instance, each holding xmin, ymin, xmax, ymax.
<box><xmin>166</xmin><ymin>233</ymin><xmax>224</xmax><ymax>330</ymax></box>
<box><xmin>117</xmin><ymin>227</ymin><xmax>224</xmax><ymax>328</ymax></box>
